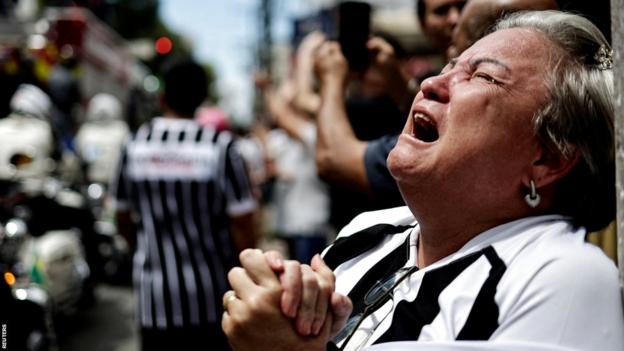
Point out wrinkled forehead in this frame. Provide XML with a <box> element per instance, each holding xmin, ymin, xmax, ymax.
<box><xmin>460</xmin><ymin>28</ymin><xmax>554</xmax><ymax>73</ymax></box>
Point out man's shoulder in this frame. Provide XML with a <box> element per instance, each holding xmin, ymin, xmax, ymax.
<box><xmin>132</xmin><ymin>117</ymin><xmax>233</xmax><ymax>145</ymax></box>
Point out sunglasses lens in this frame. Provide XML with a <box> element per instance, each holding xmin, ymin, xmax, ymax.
<box><xmin>333</xmin><ymin>314</ymin><xmax>362</xmax><ymax>343</ymax></box>
<box><xmin>365</xmin><ymin>278</ymin><xmax>395</xmax><ymax>305</ymax></box>
<box><xmin>364</xmin><ymin>267</ymin><xmax>413</xmax><ymax>305</ymax></box>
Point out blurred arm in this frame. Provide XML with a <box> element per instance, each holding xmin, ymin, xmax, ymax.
<box><xmin>293</xmin><ymin>31</ymin><xmax>326</xmax><ymax>115</ymax></box>
<box><xmin>116</xmin><ymin>209</ymin><xmax>137</xmax><ymax>252</ymax></box>
<box><xmin>264</xmin><ymin>82</ymin><xmax>311</xmax><ymax>145</ymax></box>
<box><xmin>314</xmin><ymin>42</ymin><xmax>369</xmax><ymax>192</ymax></box>
<box><xmin>230</xmin><ymin>212</ymin><xmax>257</xmax><ymax>252</ymax></box>
<box><xmin>224</xmin><ymin>138</ymin><xmax>259</xmax><ymax>252</ymax></box>
<box><xmin>367</xmin><ymin>37</ymin><xmax>412</xmax><ymax>112</ymax></box>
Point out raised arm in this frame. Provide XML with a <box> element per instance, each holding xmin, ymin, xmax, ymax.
<box><xmin>366</xmin><ymin>37</ymin><xmax>413</xmax><ymax>113</ymax></box>
<box><xmin>314</xmin><ymin>42</ymin><xmax>369</xmax><ymax>192</ymax></box>
<box><xmin>264</xmin><ymin>80</ymin><xmax>313</xmax><ymax>145</ymax></box>
<box><xmin>293</xmin><ymin>31</ymin><xmax>326</xmax><ymax>115</ymax></box>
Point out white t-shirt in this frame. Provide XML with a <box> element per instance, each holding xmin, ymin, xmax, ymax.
<box><xmin>75</xmin><ymin>119</ymin><xmax>129</xmax><ymax>184</ymax></box>
<box><xmin>266</xmin><ymin>125</ymin><xmax>330</xmax><ymax>235</ymax></box>
<box><xmin>324</xmin><ymin>207</ymin><xmax>623</xmax><ymax>351</ymax></box>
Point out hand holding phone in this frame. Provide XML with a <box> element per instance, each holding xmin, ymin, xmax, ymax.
<box><xmin>337</xmin><ymin>1</ymin><xmax>371</xmax><ymax>72</ymax></box>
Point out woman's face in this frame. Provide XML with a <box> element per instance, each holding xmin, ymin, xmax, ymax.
<box><xmin>388</xmin><ymin>28</ymin><xmax>552</xmax><ymax>220</ymax></box>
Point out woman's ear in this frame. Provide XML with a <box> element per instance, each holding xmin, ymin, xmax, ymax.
<box><xmin>527</xmin><ymin>145</ymin><xmax>581</xmax><ymax>188</ymax></box>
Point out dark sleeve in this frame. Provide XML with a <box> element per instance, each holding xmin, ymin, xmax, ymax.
<box><xmin>110</xmin><ymin>143</ymin><xmax>130</xmax><ymax>211</ymax></box>
<box><xmin>363</xmin><ymin>134</ymin><xmax>404</xmax><ymax>207</ymax></box>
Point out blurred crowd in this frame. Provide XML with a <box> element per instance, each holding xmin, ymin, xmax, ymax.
<box><xmin>0</xmin><ymin>0</ymin><xmax>615</xmax><ymax>351</ymax></box>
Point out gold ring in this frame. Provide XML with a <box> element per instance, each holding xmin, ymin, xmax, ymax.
<box><xmin>223</xmin><ymin>291</ymin><xmax>237</xmax><ymax>310</ymax></box>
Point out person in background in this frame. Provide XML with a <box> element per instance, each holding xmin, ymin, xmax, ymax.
<box><xmin>446</xmin><ymin>0</ymin><xmax>557</xmax><ymax>59</ymax></box>
<box><xmin>312</xmin><ymin>34</ymin><xmax>413</xmax><ymax>230</ymax></box>
<box><xmin>0</xmin><ymin>84</ymin><xmax>56</xmax><ymax>181</ymax></box>
<box><xmin>222</xmin><ymin>10</ymin><xmax>623</xmax><ymax>351</ymax></box>
<box><xmin>0</xmin><ymin>84</ymin><xmax>100</xmax><ymax>291</ymax></box>
<box><xmin>48</xmin><ymin>45</ymin><xmax>81</xmax><ymax>149</ymax></box>
<box><xmin>416</xmin><ymin>0</ymin><xmax>468</xmax><ymax>58</ymax></box>
<box><xmin>195</xmin><ymin>105</ymin><xmax>231</xmax><ymax>132</ymax></box>
<box><xmin>310</xmin><ymin>0</ymin><xmax>473</xmax><ymax>230</ymax></box>
<box><xmin>446</xmin><ymin>0</ymin><xmax>611</xmax><ymax>59</ymax></box>
<box><xmin>0</xmin><ymin>48</ymin><xmax>41</xmax><ymax>119</ymax></box>
<box><xmin>111</xmin><ymin>58</ymin><xmax>256</xmax><ymax>351</ymax></box>
<box><xmin>258</xmin><ymin>34</ymin><xmax>332</xmax><ymax>263</ymax></box>
<box><xmin>75</xmin><ymin>93</ymin><xmax>129</xmax><ymax>186</ymax></box>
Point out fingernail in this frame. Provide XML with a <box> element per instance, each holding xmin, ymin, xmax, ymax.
<box><xmin>312</xmin><ymin>254</ymin><xmax>323</xmax><ymax>266</ymax></box>
<box><xmin>312</xmin><ymin>320</ymin><xmax>322</xmax><ymax>335</ymax></box>
<box><xmin>336</xmin><ymin>296</ymin><xmax>350</xmax><ymax>314</ymax></box>
<box><xmin>284</xmin><ymin>297</ymin><xmax>295</xmax><ymax>318</ymax></box>
<box><xmin>298</xmin><ymin>319</ymin><xmax>311</xmax><ymax>335</ymax></box>
<box><xmin>305</xmin><ymin>320</ymin><xmax>312</xmax><ymax>335</ymax></box>
<box><xmin>272</xmin><ymin>256</ymin><xmax>283</xmax><ymax>268</ymax></box>
<box><xmin>288</xmin><ymin>303</ymin><xmax>297</xmax><ymax>318</ymax></box>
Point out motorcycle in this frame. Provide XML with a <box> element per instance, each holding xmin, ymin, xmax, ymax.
<box><xmin>2</xmin><ymin>179</ymin><xmax>92</xmax><ymax>315</ymax></box>
<box><xmin>83</xmin><ymin>182</ymin><xmax>131</xmax><ymax>284</ymax></box>
<box><xmin>0</xmin><ymin>207</ymin><xmax>56</xmax><ymax>351</ymax></box>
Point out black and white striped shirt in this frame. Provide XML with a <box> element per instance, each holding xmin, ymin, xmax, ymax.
<box><xmin>324</xmin><ymin>207</ymin><xmax>623</xmax><ymax>351</ymax></box>
<box><xmin>112</xmin><ymin>117</ymin><xmax>256</xmax><ymax>329</ymax></box>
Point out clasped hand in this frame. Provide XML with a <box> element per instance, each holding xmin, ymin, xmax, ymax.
<box><xmin>222</xmin><ymin>249</ymin><xmax>352</xmax><ymax>351</ymax></box>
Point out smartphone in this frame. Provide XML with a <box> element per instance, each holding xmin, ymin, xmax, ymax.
<box><xmin>337</xmin><ymin>1</ymin><xmax>371</xmax><ymax>72</ymax></box>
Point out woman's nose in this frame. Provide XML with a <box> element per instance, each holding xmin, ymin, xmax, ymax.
<box><xmin>420</xmin><ymin>74</ymin><xmax>450</xmax><ymax>102</ymax></box>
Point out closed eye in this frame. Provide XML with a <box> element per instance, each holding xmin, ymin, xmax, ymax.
<box><xmin>472</xmin><ymin>72</ymin><xmax>500</xmax><ymax>84</ymax></box>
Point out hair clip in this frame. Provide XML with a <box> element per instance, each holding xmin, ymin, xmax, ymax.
<box><xmin>594</xmin><ymin>45</ymin><xmax>613</xmax><ymax>70</ymax></box>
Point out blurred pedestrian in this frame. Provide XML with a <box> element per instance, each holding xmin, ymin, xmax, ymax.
<box><xmin>48</xmin><ymin>45</ymin><xmax>81</xmax><ymax>149</ymax></box>
<box><xmin>195</xmin><ymin>105</ymin><xmax>231</xmax><ymax>132</ymax></box>
<box><xmin>260</xmin><ymin>75</ymin><xmax>331</xmax><ymax>264</ymax></box>
<box><xmin>446</xmin><ymin>0</ymin><xmax>557</xmax><ymax>58</ymax></box>
<box><xmin>312</xmin><ymin>35</ymin><xmax>414</xmax><ymax>229</ymax></box>
<box><xmin>0</xmin><ymin>84</ymin><xmax>56</xmax><ymax>181</ymax></box>
<box><xmin>111</xmin><ymin>58</ymin><xmax>257</xmax><ymax>351</ymax></box>
<box><xmin>75</xmin><ymin>93</ymin><xmax>129</xmax><ymax>186</ymax></box>
<box><xmin>416</xmin><ymin>0</ymin><xmax>468</xmax><ymax>58</ymax></box>
<box><xmin>446</xmin><ymin>0</ymin><xmax>611</xmax><ymax>59</ymax></box>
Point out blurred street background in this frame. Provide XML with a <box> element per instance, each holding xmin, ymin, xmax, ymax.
<box><xmin>57</xmin><ymin>284</ymin><xmax>137</xmax><ymax>351</ymax></box>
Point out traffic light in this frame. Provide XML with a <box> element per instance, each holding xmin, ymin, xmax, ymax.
<box><xmin>155</xmin><ymin>36</ymin><xmax>173</xmax><ymax>55</ymax></box>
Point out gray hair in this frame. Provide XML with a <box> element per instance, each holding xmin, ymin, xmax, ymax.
<box><xmin>494</xmin><ymin>11</ymin><xmax>615</xmax><ymax>231</ymax></box>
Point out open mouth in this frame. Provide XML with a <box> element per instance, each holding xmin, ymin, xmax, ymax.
<box><xmin>412</xmin><ymin>112</ymin><xmax>439</xmax><ymax>142</ymax></box>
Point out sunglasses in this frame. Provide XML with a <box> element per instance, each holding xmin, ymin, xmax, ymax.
<box><xmin>333</xmin><ymin>265</ymin><xmax>419</xmax><ymax>350</ymax></box>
